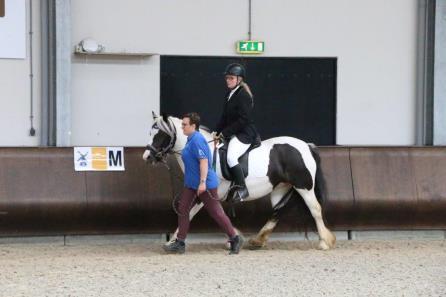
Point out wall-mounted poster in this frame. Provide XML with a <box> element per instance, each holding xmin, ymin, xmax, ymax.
<box><xmin>0</xmin><ymin>0</ymin><xmax>26</xmax><ymax>59</ymax></box>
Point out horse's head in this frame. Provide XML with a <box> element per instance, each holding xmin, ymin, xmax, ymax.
<box><xmin>142</xmin><ymin>111</ymin><xmax>177</xmax><ymax>164</ymax></box>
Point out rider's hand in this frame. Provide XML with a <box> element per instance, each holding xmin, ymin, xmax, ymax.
<box><xmin>197</xmin><ymin>182</ymin><xmax>206</xmax><ymax>196</ymax></box>
<box><xmin>212</xmin><ymin>132</ymin><xmax>220</xmax><ymax>147</ymax></box>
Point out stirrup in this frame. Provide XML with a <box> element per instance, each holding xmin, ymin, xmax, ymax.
<box><xmin>228</xmin><ymin>185</ymin><xmax>248</xmax><ymax>204</ymax></box>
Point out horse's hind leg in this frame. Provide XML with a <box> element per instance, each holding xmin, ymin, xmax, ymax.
<box><xmin>249</xmin><ymin>183</ymin><xmax>292</xmax><ymax>249</ymax></box>
<box><xmin>166</xmin><ymin>202</ymin><xmax>204</xmax><ymax>244</ymax></box>
<box><xmin>295</xmin><ymin>188</ymin><xmax>336</xmax><ymax>250</ymax></box>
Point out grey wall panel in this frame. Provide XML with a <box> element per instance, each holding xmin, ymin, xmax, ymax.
<box><xmin>410</xmin><ymin>147</ymin><xmax>446</xmax><ymax>226</ymax></box>
<box><xmin>0</xmin><ymin>148</ymin><xmax>87</xmax><ymax>234</ymax></box>
<box><xmin>319</xmin><ymin>147</ymin><xmax>355</xmax><ymax>228</ymax></box>
<box><xmin>349</xmin><ymin>148</ymin><xmax>419</xmax><ymax>228</ymax></box>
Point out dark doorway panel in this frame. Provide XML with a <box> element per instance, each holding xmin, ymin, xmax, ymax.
<box><xmin>161</xmin><ymin>56</ymin><xmax>336</xmax><ymax>145</ymax></box>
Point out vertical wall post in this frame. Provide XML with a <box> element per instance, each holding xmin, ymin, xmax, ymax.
<box><xmin>433</xmin><ymin>0</ymin><xmax>446</xmax><ymax>144</ymax></box>
<box><xmin>41</xmin><ymin>0</ymin><xmax>71</xmax><ymax>146</ymax></box>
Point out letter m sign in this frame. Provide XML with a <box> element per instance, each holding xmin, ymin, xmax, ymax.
<box><xmin>108</xmin><ymin>147</ymin><xmax>125</xmax><ymax>170</ymax></box>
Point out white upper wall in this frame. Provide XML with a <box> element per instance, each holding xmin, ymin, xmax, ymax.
<box><xmin>71</xmin><ymin>0</ymin><xmax>418</xmax><ymax>146</ymax></box>
<box><xmin>255</xmin><ymin>0</ymin><xmax>418</xmax><ymax>145</ymax></box>
<box><xmin>0</xmin><ymin>0</ymin><xmax>418</xmax><ymax>146</ymax></box>
<box><xmin>70</xmin><ymin>0</ymin><xmax>249</xmax><ymax>146</ymax></box>
<box><xmin>71</xmin><ymin>55</ymin><xmax>159</xmax><ymax>146</ymax></box>
<box><xmin>0</xmin><ymin>0</ymin><xmax>40</xmax><ymax>146</ymax></box>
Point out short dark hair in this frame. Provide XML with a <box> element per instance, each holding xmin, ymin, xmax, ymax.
<box><xmin>182</xmin><ymin>112</ymin><xmax>200</xmax><ymax>130</ymax></box>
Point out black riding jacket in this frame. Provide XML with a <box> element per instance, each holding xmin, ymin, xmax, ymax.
<box><xmin>216</xmin><ymin>86</ymin><xmax>259</xmax><ymax>144</ymax></box>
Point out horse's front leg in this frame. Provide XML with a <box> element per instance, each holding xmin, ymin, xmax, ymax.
<box><xmin>166</xmin><ymin>202</ymin><xmax>204</xmax><ymax>244</ymax></box>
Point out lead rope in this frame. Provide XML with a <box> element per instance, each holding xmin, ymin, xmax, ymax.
<box><xmin>171</xmin><ymin>189</ymin><xmax>223</xmax><ymax>217</ymax></box>
<box><xmin>159</xmin><ymin>155</ymin><xmax>225</xmax><ymax>218</ymax></box>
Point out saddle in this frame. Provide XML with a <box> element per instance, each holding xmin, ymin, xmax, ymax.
<box><xmin>214</xmin><ymin>135</ymin><xmax>261</xmax><ymax>181</ymax></box>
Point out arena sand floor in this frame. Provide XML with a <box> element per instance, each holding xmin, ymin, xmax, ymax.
<box><xmin>0</xmin><ymin>239</ymin><xmax>445</xmax><ymax>297</ymax></box>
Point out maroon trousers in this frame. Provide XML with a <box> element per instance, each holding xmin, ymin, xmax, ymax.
<box><xmin>177</xmin><ymin>187</ymin><xmax>236</xmax><ymax>241</ymax></box>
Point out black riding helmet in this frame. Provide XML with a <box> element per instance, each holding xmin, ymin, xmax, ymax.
<box><xmin>224</xmin><ymin>63</ymin><xmax>246</xmax><ymax>78</ymax></box>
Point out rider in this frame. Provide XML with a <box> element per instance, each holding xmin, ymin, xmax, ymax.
<box><xmin>214</xmin><ymin>63</ymin><xmax>260</xmax><ymax>203</ymax></box>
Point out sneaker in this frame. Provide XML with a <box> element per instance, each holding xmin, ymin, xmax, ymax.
<box><xmin>229</xmin><ymin>235</ymin><xmax>244</xmax><ymax>255</ymax></box>
<box><xmin>163</xmin><ymin>239</ymin><xmax>185</xmax><ymax>254</ymax></box>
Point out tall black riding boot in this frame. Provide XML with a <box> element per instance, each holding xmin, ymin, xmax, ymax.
<box><xmin>229</xmin><ymin>164</ymin><xmax>249</xmax><ymax>203</ymax></box>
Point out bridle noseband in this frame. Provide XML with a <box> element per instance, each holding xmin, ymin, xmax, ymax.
<box><xmin>146</xmin><ymin>119</ymin><xmax>178</xmax><ymax>161</ymax></box>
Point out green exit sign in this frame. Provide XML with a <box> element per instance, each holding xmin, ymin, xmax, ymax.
<box><xmin>237</xmin><ymin>41</ymin><xmax>264</xmax><ymax>54</ymax></box>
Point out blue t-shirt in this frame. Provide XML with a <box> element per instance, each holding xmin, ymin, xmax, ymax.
<box><xmin>181</xmin><ymin>131</ymin><xmax>219</xmax><ymax>190</ymax></box>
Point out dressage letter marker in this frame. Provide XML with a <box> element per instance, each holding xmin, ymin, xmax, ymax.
<box><xmin>74</xmin><ymin>147</ymin><xmax>125</xmax><ymax>171</ymax></box>
<box><xmin>237</xmin><ymin>41</ymin><xmax>265</xmax><ymax>54</ymax></box>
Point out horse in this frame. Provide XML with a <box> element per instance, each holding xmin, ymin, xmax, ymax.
<box><xmin>143</xmin><ymin>112</ymin><xmax>336</xmax><ymax>250</ymax></box>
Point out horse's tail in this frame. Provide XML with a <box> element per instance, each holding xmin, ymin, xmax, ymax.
<box><xmin>308</xmin><ymin>143</ymin><xmax>327</xmax><ymax>206</ymax></box>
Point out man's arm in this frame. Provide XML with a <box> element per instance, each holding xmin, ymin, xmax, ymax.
<box><xmin>197</xmin><ymin>158</ymin><xmax>208</xmax><ymax>195</ymax></box>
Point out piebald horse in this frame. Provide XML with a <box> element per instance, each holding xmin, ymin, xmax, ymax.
<box><xmin>143</xmin><ymin>112</ymin><xmax>336</xmax><ymax>250</ymax></box>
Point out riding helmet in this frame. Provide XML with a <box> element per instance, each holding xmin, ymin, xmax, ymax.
<box><xmin>224</xmin><ymin>63</ymin><xmax>246</xmax><ymax>78</ymax></box>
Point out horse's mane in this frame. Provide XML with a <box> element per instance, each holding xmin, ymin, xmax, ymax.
<box><xmin>159</xmin><ymin>115</ymin><xmax>212</xmax><ymax>139</ymax></box>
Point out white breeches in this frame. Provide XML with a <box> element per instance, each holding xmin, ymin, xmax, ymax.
<box><xmin>227</xmin><ymin>136</ymin><xmax>251</xmax><ymax>168</ymax></box>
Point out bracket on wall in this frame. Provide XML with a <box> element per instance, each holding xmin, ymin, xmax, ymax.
<box><xmin>74</xmin><ymin>48</ymin><xmax>155</xmax><ymax>58</ymax></box>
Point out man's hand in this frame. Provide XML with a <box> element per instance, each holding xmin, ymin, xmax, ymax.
<box><xmin>197</xmin><ymin>182</ymin><xmax>206</xmax><ymax>196</ymax></box>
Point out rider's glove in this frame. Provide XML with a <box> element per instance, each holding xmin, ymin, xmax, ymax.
<box><xmin>212</xmin><ymin>132</ymin><xmax>224</xmax><ymax>140</ymax></box>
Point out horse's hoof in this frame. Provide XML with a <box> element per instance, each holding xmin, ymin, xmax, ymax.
<box><xmin>322</xmin><ymin>232</ymin><xmax>336</xmax><ymax>249</ymax></box>
<box><xmin>328</xmin><ymin>233</ymin><xmax>337</xmax><ymax>248</ymax></box>
<box><xmin>318</xmin><ymin>230</ymin><xmax>336</xmax><ymax>250</ymax></box>
<box><xmin>317</xmin><ymin>240</ymin><xmax>331</xmax><ymax>251</ymax></box>
<box><xmin>248</xmin><ymin>238</ymin><xmax>265</xmax><ymax>249</ymax></box>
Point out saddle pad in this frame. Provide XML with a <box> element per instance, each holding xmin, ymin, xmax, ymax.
<box><xmin>218</xmin><ymin>141</ymin><xmax>260</xmax><ymax>181</ymax></box>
